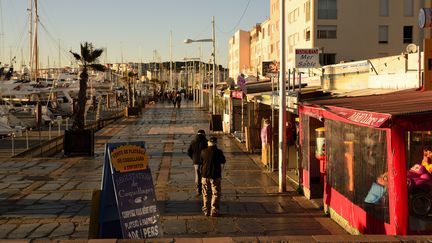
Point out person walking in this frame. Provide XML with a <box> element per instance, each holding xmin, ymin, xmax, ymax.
<box><xmin>175</xmin><ymin>92</ymin><xmax>182</xmax><ymax>108</ymax></box>
<box><xmin>200</xmin><ymin>136</ymin><xmax>226</xmax><ymax>217</ymax></box>
<box><xmin>172</xmin><ymin>91</ymin><xmax>177</xmax><ymax>108</ymax></box>
<box><xmin>187</xmin><ymin>129</ymin><xmax>208</xmax><ymax>196</ymax></box>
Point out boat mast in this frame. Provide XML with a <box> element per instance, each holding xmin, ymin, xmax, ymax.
<box><xmin>28</xmin><ymin>0</ymin><xmax>33</xmax><ymax>80</ymax></box>
<box><xmin>33</xmin><ymin>0</ymin><xmax>39</xmax><ymax>81</ymax></box>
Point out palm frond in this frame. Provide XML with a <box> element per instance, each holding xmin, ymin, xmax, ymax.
<box><xmin>127</xmin><ymin>71</ymin><xmax>137</xmax><ymax>78</ymax></box>
<box><xmin>69</xmin><ymin>51</ymin><xmax>81</xmax><ymax>61</ymax></box>
<box><xmin>89</xmin><ymin>48</ymin><xmax>104</xmax><ymax>63</ymax></box>
<box><xmin>89</xmin><ymin>64</ymin><xmax>107</xmax><ymax>72</ymax></box>
<box><xmin>81</xmin><ymin>42</ymin><xmax>92</xmax><ymax>62</ymax></box>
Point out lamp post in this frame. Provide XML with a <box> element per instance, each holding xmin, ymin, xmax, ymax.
<box><xmin>184</xmin><ymin>16</ymin><xmax>216</xmax><ymax>114</ymax></box>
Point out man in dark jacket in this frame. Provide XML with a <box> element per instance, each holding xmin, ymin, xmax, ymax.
<box><xmin>187</xmin><ymin>129</ymin><xmax>208</xmax><ymax>195</ymax></box>
<box><xmin>200</xmin><ymin>136</ymin><xmax>226</xmax><ymax>217</ymax></box>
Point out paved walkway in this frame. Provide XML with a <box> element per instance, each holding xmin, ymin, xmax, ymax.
<box><xmin>1</xmin><ymin>101</ymin><xmax>424</xmax><ymax>242</ymax></box>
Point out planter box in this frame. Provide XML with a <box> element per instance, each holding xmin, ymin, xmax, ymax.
<box><xmin>64</xmin><ymin>129</ymin><xmax>94</xmax><ymax>156</ymax></box>
<box><xmin>125</xmin><ymin>106</ymin><xmax>141</xmax><ymax>117</ymax></box>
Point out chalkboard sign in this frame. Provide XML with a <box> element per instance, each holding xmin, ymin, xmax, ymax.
<box><xmin>98</xmin><ymin>141</ymin><xmax>161</xmax><ymax>239</ymax></box>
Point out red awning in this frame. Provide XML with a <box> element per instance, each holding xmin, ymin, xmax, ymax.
<box><xmin>325</xmin><ymin>106</ymin><xmax>391</xmax><ymax>128</ymax></box>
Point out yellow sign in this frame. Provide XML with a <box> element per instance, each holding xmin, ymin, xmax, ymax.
<box><xmin>110</xmin><ymin>144</ymin><xmax>149</xmax><ymax>172</ymax></box>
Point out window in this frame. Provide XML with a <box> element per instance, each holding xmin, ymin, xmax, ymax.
<box><xmin>320</xmin><ymin>53</ymin><xmax>336</xmax><ymax>65</ymax></box>
<box><xmin>326</xmin><ymin>120</ymin><xmax>389</xmax><ymax>223</ymax></box>
<box><xmin>379</xmin><ymin>25</ymin><xmax>389</xmax><ymax>44</ymax></box>
<box><xmin>305</xmin><ymin>1</ymin><xmax>311</xmax><ymax>21</ymax></box>
<box><xmin>379</xmin><ymin>0</ymin><xmax>389</xmax><ymax>17</ymax></box>
<box><xmin>318</xmin><ymin>0</ymin><xmax>337</xmax><ymax>19</ymax></box>
<box><xmin>305</xmin><ymin>28</ymin><xmax>311</xmax><ymax>41</ymax></box>
<box><xmin>404</xmin><ymin>0</ymin><xmax>413</xmax><ymax>17</ymax></box>
<box><xmin>317</xmin><ymin>25</ymin><xmax>337</xmax><ymax>39</ymax></box>
<box><xmin>403</xmin><ymin>26</ymin><xmax>413</xmax><ymax>43</ymax></box>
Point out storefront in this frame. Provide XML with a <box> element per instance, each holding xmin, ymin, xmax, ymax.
<box><xmin>299</xmin><ymin>89</ymin><xmax>432</xmax><ymax>235</ymax></box>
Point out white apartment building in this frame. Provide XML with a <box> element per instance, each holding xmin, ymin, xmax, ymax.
<box><xmin>228</xmin><ymin>0</ymin><xmax>430</xmax><ymax>78</ymax></box>
<box><xmin>278</xmin><ymin>0</ymin><xmax>429</xmax><ymax>67</ymax></box>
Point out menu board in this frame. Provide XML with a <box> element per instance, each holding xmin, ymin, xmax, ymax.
<box><xmin>98</xmin><ymin>141</ymin><xmax>161</xmax><ymax>239</ymax></box>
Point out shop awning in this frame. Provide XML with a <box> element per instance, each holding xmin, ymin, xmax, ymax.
<box><xmin>302</xmin><ymin>88</ymin><xmax>432</xmax><ymax>128</ymax></box>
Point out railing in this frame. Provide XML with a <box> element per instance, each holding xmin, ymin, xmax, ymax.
<box><xmin>12</xmin><ymin>110</ymin><xmax>125</xmax><ymax>158</ymax></box>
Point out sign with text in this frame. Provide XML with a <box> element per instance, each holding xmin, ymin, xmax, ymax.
<box><xmin>295</xmin><ymin>48</ymin><xmax>320</xmax><ymax>68</ymax></box>
<box><xmin>327</xmin><ymin>106</ymin><xmax>390</xmax><ymax>128</ymax></box>
<box><xmin>113</xmin><ymin>169</ymin><xmax>160</xmax><ymax>239</ymax></box>
<box><xmin>262</xmin><ymin>61</ymin><xmax>280</xmax><ymax>77</ymax></box>
<box><xmin>111</xmin><ymin>144</ymin><xmax>149</xmax><ymax>172</ymax></box>
<box><xmin>98</xmin><ymin>141</ymin><xmax>161</xmax><ymax>239</ymax></box>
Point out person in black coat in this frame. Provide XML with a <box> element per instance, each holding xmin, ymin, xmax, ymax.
<box><xmin>200</xmin><ymin>136</ymin><xmax>226</xmax><ymax>217</ymax></box>
<box><xmin>187</xmin><ymin>129</ymin><xmax>208</xmax><ymax>195</ymax></box>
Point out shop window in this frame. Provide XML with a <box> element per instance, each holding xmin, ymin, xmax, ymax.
<box><xmin>326</xmin><ymin>120</ymin><xmax>389</xmax><ymax>223</ymax></box>
<box><xmin>406</xmin><ymin>131</ymin><xmax>432</xmax><ymax>231</ymax></box>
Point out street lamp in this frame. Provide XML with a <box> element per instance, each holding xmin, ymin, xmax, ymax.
<box><xmin>184</xmin><ymin>16</ymin><xmax>216</xmax><ymax>115</ymax></box>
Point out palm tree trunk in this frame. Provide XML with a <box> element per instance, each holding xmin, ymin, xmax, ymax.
<box><xmin>72</xmin><ymin>68</ymin><xmax>88</xmax><ymax>130</ymax></box>
<box><xmin>128</xmin><ymin>79</ymin><xmax>133</xmax><ymax>107</ymax></box>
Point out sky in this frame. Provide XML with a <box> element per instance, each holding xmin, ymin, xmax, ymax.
<box><xmin>0</xmin><ymin>0</ymin><xmax>269</xmax><ymax>69</ymax></box>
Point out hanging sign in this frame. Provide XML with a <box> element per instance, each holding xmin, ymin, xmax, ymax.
<box><xmin>419</xmin><ymin>8</ymin><xmax>432</xmax><ymax>28</ymax></box>
<box><xmin>237</xmin><ymin>74</ymin><xmax>247</xmax><ymax>94</ymax></box>
<box><xmin>295</xmin><ymin>48</ymin><xmax>320</xmax><ymax>68</ymax></box>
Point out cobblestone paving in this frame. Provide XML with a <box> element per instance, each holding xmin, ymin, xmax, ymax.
<box><xmin>0</xmin><ymin>101</ymin><xmax>347</xmax><ymax>240</ymax></box>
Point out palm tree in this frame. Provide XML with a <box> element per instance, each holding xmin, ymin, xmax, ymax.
<box><xmin>126</xmin><ymin>70</ymin><xmax>137</xmax><ymax>107</ymax></box>
<box><xmin>70</xmin><ymin>42</ymin><xmax>106</xmax><ymax>130</ymax></box>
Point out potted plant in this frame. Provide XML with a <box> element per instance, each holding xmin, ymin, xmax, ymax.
<box><xmin>64</xmin><ymin>42</ymin><xmax>106</xmax><ymax>156</ymax></box>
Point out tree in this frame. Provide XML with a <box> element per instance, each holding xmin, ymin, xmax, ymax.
<box><xmin>126</xmin><ymin>70</ymin><xmax>137</xmax><ymax>107</ymax></box>
<box><xmin>70</xmin><ymin>42</ymin><xmax>106</xmax><ymax>130</ymax></box>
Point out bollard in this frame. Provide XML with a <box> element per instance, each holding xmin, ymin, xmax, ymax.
<box><xmin>49</xmin><ymin>122</ymin><xmax>52</xmax><ymax>140</ymax></box>
<box><xmin>26</xmin><ymin>129</ymin><xmax>29</xmax><ymax>149</ymax></box>
<box><xmin>58</xmin><ymin>121</ymin><xmax>61</xmax><ymax>136</ymax></box>
<box><xmin>11</xmin><ymin>133</ymin><xmax>15</xmax><ymax>156</ymax></box>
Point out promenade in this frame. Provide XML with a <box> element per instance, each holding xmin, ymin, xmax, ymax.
<box><xmin>0</xmin><ymin>101</ymin><xmax>427</xmax><ymax>242</ymax></box>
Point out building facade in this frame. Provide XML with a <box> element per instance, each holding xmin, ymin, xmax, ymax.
<box><xmin>284</xmin><ymin>0</ymin><xmax>428</xmax><ymax>67</ymax></box>
<box><xmin>229</xmin><ymin>0</ymin><xmax>429</xmax><ymax>78</ymax></box>
<box><xmin>228</xmin><ymin>30</ymin><xmax>251</xmax><ymax>79</ymax></box>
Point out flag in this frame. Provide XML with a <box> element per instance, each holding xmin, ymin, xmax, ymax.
<box><xmin>237</xmin><ymin>74</ymin><xmax>247</xmax><ymax>94</ymax></box>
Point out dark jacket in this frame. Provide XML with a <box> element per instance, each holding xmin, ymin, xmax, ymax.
<box><xmin>187</xmin><ymin>134</ymin><xmax>208</xmax><ymax>165</ymax></box>
<box><xmin>200</xmin><ymin>145</ymin><xmax>226</xmax><ymax>179</ymax></box>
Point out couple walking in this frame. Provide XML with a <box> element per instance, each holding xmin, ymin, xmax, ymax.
<box><xmin>187</xmin><ymin>129</ymin><xmax>226</xmax><ymax>217</ymax></box>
